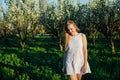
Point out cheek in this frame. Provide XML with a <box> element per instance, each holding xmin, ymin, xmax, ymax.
<box><xmin>72</xmin><ymin>28</ymin><xmax>76</xmax><ymax>32</ymax></box>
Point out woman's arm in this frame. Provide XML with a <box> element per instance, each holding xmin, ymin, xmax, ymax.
<box><xmin>82</xmin><ymin>33</ymin><xmax>88</xmax><ymax>72</ymax></box>
<box><xmin>63</xmin><ymin>52</ymin><xmax>66</xmax><ymax>67</ymax></box>
<box><xmin>62</xmin><ymin>52</ymin><xmax>66</xmax><ymax>72</ymax></box>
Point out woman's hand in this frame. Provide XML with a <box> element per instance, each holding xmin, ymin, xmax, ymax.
<box><xmin>62</xmin><ymin>67</ymin><xmax>65</xmax><ymax>72</ymax></box>
<box><xmin>82</xmin><ymin>64</ymin><xmax>87</xmax><ymax>74</ymax></box>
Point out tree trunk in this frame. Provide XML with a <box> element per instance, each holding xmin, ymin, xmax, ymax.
<box><xmin>20</xmin><ymin>40</ymin><xmax>25</xmax><ymax>49</ymax></box>
<box><xmin>109</xmin><ymin>39</ymin><xmax>115</xmax><ymax>53</ymax></box>
<box><xmin>3</xmin><ymin>26</ymin><xmax>9</xmax><ymax>46</ymax></box>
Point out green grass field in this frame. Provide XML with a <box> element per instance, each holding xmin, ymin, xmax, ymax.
<box><xmin>0</xmin><ymin>35</ymin><xmax>120</xmax><ymax>80</ymax></box>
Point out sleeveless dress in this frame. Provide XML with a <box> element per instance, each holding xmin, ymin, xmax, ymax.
<box><xmin>64</xmin><ymin>33</ymin><xmax>91</xmax><ymax>75</ymax></box>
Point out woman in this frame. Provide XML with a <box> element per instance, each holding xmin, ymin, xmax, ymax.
<box><xmin>62</xmin><ymin>20</ymin><xmax>91</xmax><ymax>80</ymax></box>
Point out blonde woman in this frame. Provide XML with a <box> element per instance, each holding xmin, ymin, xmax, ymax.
<box><xmin>62</xmin><ymin>20</ymin><xmax>91</xmax><ymax>80</ymax></box>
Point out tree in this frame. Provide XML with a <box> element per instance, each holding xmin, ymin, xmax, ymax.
<box><xmin>0</xmin><ymin>5</ymin><xmax>13</xmax><ymax>46</ymax></box>
<box><xmin>39</xmin><ymin>0</ymin><xmax>76</xmax><ymax>51</ymax></box>
<box><xmin>4</xmin><ymin>0</ymin><xmax>39</xmax><ymax>49</ymax></box>
<box><xmin>92</xmin><ymin>0</ymin><xmax>120</xmax><ymax>52</ymax></box>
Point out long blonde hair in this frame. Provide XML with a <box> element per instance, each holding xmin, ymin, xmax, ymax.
<box><xmin>64</xmin><ymin>20</ymin><xmax>80</xmax><ymax>52</ymax></box>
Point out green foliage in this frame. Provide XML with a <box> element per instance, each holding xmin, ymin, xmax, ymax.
<box><xmin>0</xmin><ymin>35</ymin><xmax>120</xmax><ymax>80</ymax></box>
<box><xmin>1</xmin><ymin>0</ymin><xmax>120</xmax><ymax>51</ymax></box>
<box><xmin>0</xmin><ymin>67</ymin><xmax>15</xmax><ymax>80</ymax></box>
<box><xmin>87</xmin><ymin>38</ymin><xmax>120</xmax><ymax>80</ymax></box>
<box><xmin>0</xmin><ymin>0</ymin><xmax>40</xmax><ymax>49</ymax></box>
<box><xmin>16</xmin><ymin>73</ymin><xmax>30</xmax><ymax>80</ymax></box>
<box><xmin>0</xmin><ymin>0</ymin><xmax>120</xmax><ymax>79</ymax></box>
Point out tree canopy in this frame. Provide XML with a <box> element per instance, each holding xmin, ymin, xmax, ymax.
<box><xmin>0</xmin><ymin>0</ymin><xmax>120</xmax><ymax>52</ymax></box>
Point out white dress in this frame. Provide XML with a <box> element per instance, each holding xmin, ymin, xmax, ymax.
<box><xmin>64</xmin><ymin>33</ymin><xmax>91</xmax><ymax>75</ymax></box>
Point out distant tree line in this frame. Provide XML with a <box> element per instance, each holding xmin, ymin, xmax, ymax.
<box><xmin>0</xmin><ymin>0</ymin><xmax>120</xmax><ymax>52</ymax></box>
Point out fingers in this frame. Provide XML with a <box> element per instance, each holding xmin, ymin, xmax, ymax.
<box><xmin>62</xmin><ymin>68</ymin><xmax>64</xmax><ymax>72</ymax></box>
<box><xmin>82</xmin><ymin>66</ymin><xmax>87</xmax><ymax>74</ymax></box>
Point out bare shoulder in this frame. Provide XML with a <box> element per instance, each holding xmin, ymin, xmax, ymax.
<box><xmin>81</xmin><ymin>33</ymin><xmax>87</xmax><ymax>39</ymax></box>
<box><xmin>81</xmin><ymin>33</ymin><xmax>87</xmax><ymax>44</ymax></box>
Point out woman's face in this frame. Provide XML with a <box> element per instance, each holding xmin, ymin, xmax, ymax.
<box><xmin>67</xmin><ymin>24</ymin><xmax>77</xmax><ymax>36</ymax></box>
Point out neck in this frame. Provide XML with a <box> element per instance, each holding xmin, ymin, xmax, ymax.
<box><xmin>72</xmin><ymin>32</ymin><xmax>79</xmax><ymax>36</ymax></box>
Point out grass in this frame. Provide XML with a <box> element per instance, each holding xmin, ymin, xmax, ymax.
<box><xmin>0</xmin><ymin>35</ymin><xmax>120</xmax><ymax>80</ymax></box>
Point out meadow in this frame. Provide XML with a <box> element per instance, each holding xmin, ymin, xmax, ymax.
<box><xmin>0</xmin><ymin>35</ymin><xmax>120</xmax><ymax>80</ymax></box>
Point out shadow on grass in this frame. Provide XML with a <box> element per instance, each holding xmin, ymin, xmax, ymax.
<box><xmin>1</xmin><ymin>35</ymin><xmax>119</xmax><ymax>80</ymax></box>
<box><xmin>0</xmin><ymin>36</ymin><xmax>65</xmax><ymax>80</ymax></box>
<box><xmin>0</xmin><ymin>48</ymin><xmax>64</xmax><ymax>80</ymax></box>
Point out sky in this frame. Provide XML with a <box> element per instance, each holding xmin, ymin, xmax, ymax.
<box><xmin>0</xmin><ymin>0</ymin><xmax>89</xmax><ymax>11</ymax></box>
<box><xmin>0</xmin><ymin>0</ymin><xmax>115</xmax><ymax>5</ymax></box>
<box><xmin>49</xmin><ymin>0</ymin><xmax>88</xmax><ymax>4</ymax></box>
<box><xmin>0</xmin><ymin>0</ymin><xmax>114</xmax><ymax>11</ymax></box>
<box><xmin>0</xmin><ymin>0</ymin><xmax>88</xmax><ymax>7</ymax></box>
